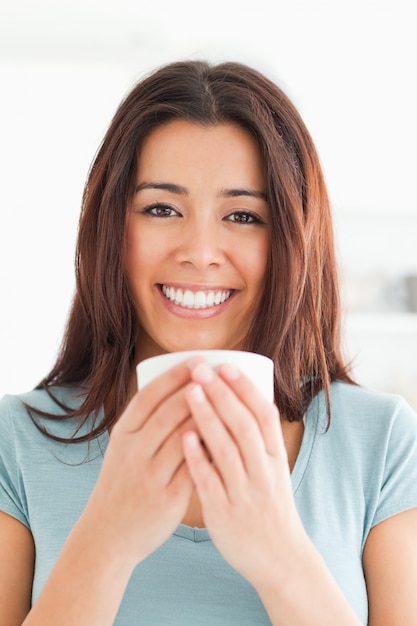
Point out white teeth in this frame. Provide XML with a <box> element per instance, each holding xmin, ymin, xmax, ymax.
<box><xmin>183</xmin><ymin>290</ymin><xmax>194</xmax><ymax>307</ymax></box>
<box><xmin>161</xmin><ymin>285</ymin><xmax>232</xmax><ymax>309</ymax></box>
<box><xmin>174</xmin><ymin>288</ymin><xmax>183</xmax><ymax>305</ymax></box>
<box><xmin>194</xmin><ymin>291</ymin><xmax>207</xmax><ymax>308</ymax></box>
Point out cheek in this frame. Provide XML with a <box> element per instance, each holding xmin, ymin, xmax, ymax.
<box><xmin>124</xmin><ymin>227</ymin><xmax>160</xmax><ymax>279</ymax></box>
<box><xmin>124</xmin><ymin>236</ymin><xmax>149</xmax><ymax>301</ymax></box>
<box><xmin>242</xmin><ymin>235</ymin><xmax>269</xmax><ymax>288</ymax></box>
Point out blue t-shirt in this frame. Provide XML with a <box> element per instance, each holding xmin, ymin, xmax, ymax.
<box><xmin>1</xmin><ymin>382</ymin><xmax>417</xmax><ymax>624</ymax></box>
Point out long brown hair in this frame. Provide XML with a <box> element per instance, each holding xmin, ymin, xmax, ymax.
<box><xmin>31</xmin><ymin>60</ymin><xmax>354</xmax><ymax>442</ymax></box>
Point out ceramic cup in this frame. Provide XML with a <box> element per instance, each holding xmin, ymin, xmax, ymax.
<box><xmin>136</xmin><ymin>350</ymin><xmax>274</xmax><ymax>402</ymax></box>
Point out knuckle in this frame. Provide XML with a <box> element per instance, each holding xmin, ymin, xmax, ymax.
<box><xmin>260</xmin><ymin>403</ymin><xmax>278</xmax><ymax>425</ymax></box>
<box><xmin>235</xmin><ymin>416</ymin><xmax>254</xmax><ymax>440</ymax></box>
<box><xmin>271</xmin><ymin>403</ymin><xmax>280</xmax><ymax>418</ymax></box>
<box><xmin>219</xmin><ymin>441</ymin><xmax>238</xmax><ymax>464</ymax></box>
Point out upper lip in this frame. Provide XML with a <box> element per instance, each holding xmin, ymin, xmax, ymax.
<box><xmin>160</xmin><ymin>283</ymin><xmax>235</xmax><ymax>309</ymax></box>
<box><xmin>158</xmin><ymin>282</ymin><xmax>237</xmax><ymax>292</ymax></box>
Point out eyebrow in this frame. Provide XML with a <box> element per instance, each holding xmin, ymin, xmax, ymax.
<box><xmin>134</xmin><ymin>182</ymin><xmax>267</xmax><ymax>201</ymax></box>
<box><xmin>135</xmin><ymin>182</ymin><xmax>187</xmax><ymax>195</ymax></box>
<box><xmin>221</xmin><ymin>187</ymin><xmax>267</xmax><ymax>201</ymax></box>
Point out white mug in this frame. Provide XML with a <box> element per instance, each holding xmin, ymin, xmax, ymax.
<box><xmin>136</xmin><ymin>349</ymin><xmax>274</xmax><ymax>402</ymax></box>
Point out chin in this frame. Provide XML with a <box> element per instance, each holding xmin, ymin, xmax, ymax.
<box><xmin>168</xmin><ymin>338</ymin><xmax>245</xmax><ymax>353</ymax></box>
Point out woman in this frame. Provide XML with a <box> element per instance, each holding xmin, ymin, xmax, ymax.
<box><xmin>1</xmin><ymin>60</ymin><xmax>417</xmax><ymax>625</ymax></box>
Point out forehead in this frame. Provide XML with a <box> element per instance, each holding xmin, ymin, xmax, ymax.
<box><xmin>136</xmin><ymin>120</ymin><xmax>265</xmax><ymax>186</ymax></box>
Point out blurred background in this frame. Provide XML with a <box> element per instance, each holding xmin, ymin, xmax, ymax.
<box><xmin>0</xmin><ymin>0</ymin><xmax>416</xmax><ymax>408</ymax></box>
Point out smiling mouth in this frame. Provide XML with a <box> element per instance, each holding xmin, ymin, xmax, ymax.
<box><xmin>160</xmin><ymin>285</ymin><xmax>234</xmax><ymax>309</ymax></box>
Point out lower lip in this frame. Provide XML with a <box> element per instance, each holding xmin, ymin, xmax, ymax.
<box><xmin>157</xmin><ymin>286</ymin><xmax>238</xmax><ymax>319</ymax></box>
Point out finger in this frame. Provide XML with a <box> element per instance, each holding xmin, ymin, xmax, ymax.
<box><xmin>188</xmin><ymin>363</ymin><xmax>272</xmax><ymax>458</ymax></box>
<box><xmin>119</xmin><ymin>357</ymin><xmax>203</xmax><ymax>433</ymax></box>
<box><xmin>160</xmin><ymin>460</ymin><xmax>194</xmax><ymax>523</ymax></box>
<box><xmin>217</xmin><ymin>362</ymin><xmax>284</xmax><ymax>458</ymax></box>
<box><xmin>188</xmin><ymin>369</ymin><xmax>268</xmax><ymax>480</ymax></box>
<box><xmin>149</xmin><ymin>417</ymin><xmax>197</xmax><ymax>486</ymax></box>
<box><xmin>138</xmin><ymin>386</ymin><xmax>192</xmax><ymax>459</ymax></box>
<box><xmin>182</xmin><ymin>431</ymin><xmax>227</xmax><ymax>508</ymax></box>
<box><xmin>166</xmin><ymin>460</ymin><xmax>194</xmax><ymax>501</ymax></box>
<box><xmin>185</xmin><ymin>383</ymin><xmax>248</xmax><ymax>501</ymax></box>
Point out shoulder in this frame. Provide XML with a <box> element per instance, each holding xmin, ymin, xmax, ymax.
<box><xmin>307</xmin><ymin>381</ymin><xmax>417</xmax><ymax>488</ymax></box>
<box><xmin>317</xmin><ymin>382</ymin><xmax>417</xmax><ymax>524</ymax></box>
<box><xmin>0</xmin><ymin>385</ymin><xmax>84</xmax><ymax>413</ymax></box>
<box><xmin>0</xmin><ymin>386</ymin><xmax>87</xmax><ymax>440</ymax></box>
<box><xmin>315</xmin><ymin>381</ymin><xmax>417</xmax><ymax>438</ymax></box>
<box><xmin>330</xmin><ymin>380</ymin><xmax>410</xmax><ymax>411</ymax></box>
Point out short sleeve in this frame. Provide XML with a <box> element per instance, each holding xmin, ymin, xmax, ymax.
<box><xmin>0</xmin><ymin>395</ymin><xmax>30</xmax><ymax>527</ymax></box>
<box><xmin>371</xmin><ymin>397</ymin><xmax>417</xmax><ymax>528</ymax></box>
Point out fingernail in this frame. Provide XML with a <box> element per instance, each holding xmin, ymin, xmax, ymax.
<box><xmin>185</xmin><ymin>432</ymin><xmax>199</xmax><ymax>448</ymax></box>
<box><xmin>220</xmin><ymin>363</ymin><xmax>240</xmax><ymax>381</ymax></box>
<box><xmin>193</xmin><ymin>362</ymin><xmax>214</xmax><ymax>383</ymax></box>
<box><xmin>190</xmin><ymin>384</ymin><xmax>206</xmax><ymax>404</ymax></box>
<box><xmin>186</xmin><ymin>356</ymin><xmax>204</xmax><ymax>369</ymax></box>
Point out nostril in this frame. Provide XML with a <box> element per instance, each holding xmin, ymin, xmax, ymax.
<box><xmin>174</xmin><ymin>232</ymin><xmax>225</xmax><ymax>269</ymax></box>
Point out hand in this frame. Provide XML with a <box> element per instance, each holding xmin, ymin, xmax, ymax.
<box><xmin>84</xmin><ymin>360</ymin><xmax>197</xmax><ymax>569</ymax></box>
<box><xmin>182</xmin><ymin>361</ymin><xmax>307</xmax><ymax>590</ymax></box>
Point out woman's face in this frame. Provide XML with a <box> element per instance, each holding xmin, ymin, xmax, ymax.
<box><xmin>124</xmin><ymin>119</ymin><xmax>270</xmax><ymax>361</ymax></box>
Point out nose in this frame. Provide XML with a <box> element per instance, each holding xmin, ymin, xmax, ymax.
<box><xmin>174</xmin><ymin>217</ymin><xmax>225</xmax><ymax>270</ymax></box>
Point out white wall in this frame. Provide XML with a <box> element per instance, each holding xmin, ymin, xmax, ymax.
<box><xmin>1</xmin><ymin>0</ymin><xmax>416</xmax><ymax>407</ymax></box>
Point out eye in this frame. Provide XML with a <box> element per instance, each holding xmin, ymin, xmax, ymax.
<box><xmin>141</xmin><ymin>203</ymin><xmax>181</xmax><ymax>218</ymax></box>
<box><xmin>225</xmin><ymin>211</ymin><xmax>264</xmax><ymax>224</ymax></box>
